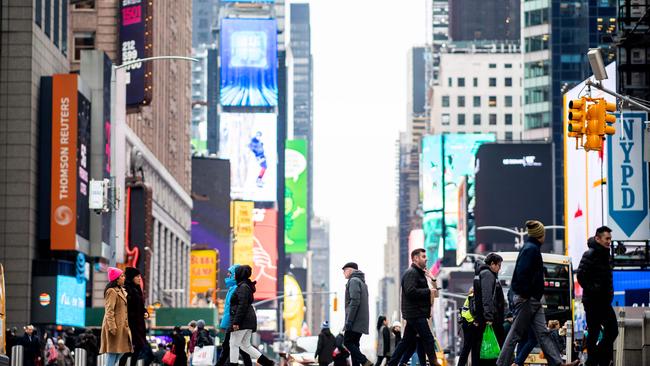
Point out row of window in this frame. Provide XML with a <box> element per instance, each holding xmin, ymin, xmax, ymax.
<box><xmin>35</xmin><ymin>0</ymin><xmax>68</xmax><ymax>55</ymax></box>
<box><xmin>447</xmin><ymin>76</ymin><xmax>514</xmax><ymax>88</ymax></box>
<box><xmin>436</xmin><ymin>131</ymin><xmax>515</xmax><ymax>141</ymax></box>
<box><xmin>440</xmin><ymin>113</ymin><xmax>515</xmax><ymax>126</ymax></box>
<box><xmin>441</xmin><ymin>95</ymin><xmax>515</xmax><ymax>108</ymax></box>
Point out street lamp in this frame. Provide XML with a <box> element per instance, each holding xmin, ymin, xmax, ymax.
<box><xmin>476</xmin><ymin>225</ymin><xmax>565</xmax><ymax>249</ymax></box>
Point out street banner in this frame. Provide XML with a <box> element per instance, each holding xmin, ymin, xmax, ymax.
<box><xmin>232</xmin><ymin>201</ymin><xmax>254</xmax><ymax>268</ymax></box>
<box><xmin>607</xmin><ymin>112</ymin><xmax>649</xmax><ymax>240</ymax></box>
<box><xmin>189</xmin><ymin>250</ymin><xmax>218</xmax><ymax>307</ymax></box>
<box><xmin>285</xmin><ymin>140</ymin><xmax>308</xmax><ymax>253</ymax></box>
<box><xmin>252</xmin><ymin>209</ymin><xmax>278</xmax><ymax>300</ymax></box>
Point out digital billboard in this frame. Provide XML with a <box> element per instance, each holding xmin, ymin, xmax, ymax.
<box><xmin>422</xmin><ymin>135</ymin><xmax>443</xmax><ymax>213</ymax></box>
<box><xmin>56</xmin><ymin>276</ymin><xmax>86</xmax><ymax>327</ymax></box>
<box><xmin>220</xmin><ymin>18</ymin><xmax>278</xmax><ymax>107</ymax></box>
<box><xmin>252</xmin><ymin>209</ymin><xmax>278</xmax><ymax>300</ymax></box>
<box><xmin>189</xmin><ymin>250</ymin><xmax>218</xmax><ymax>307</ymax></box>
<box><xmin>119</xmin><ymin>0</ymin><xmax>153</xmax><ymax>106</ymax></box>
<box><xmin>218</xmin><ymin>113</ymin><xmax>277</xmax><ymax>202</ymax></box>
<box><xmin>285</xmin><ymin>140</ymin><xmax>308</xmax><ymax>253</ymax></box>
<box><xmin>192</xmin><ymin>158</ymin><xmax>231</xmax><ymax>286</ymax></box>
<box><xmin>232</xmin><ymin>201</ymin><xmax>255</xmax><ymax>268</ymax></box>
<box><xmin>474</xmin><ymin>144</ymin><xmax>553</xmax><ymax>247</ymax></box>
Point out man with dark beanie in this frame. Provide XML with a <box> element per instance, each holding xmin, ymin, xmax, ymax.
<box><xmin>119</xmin><ymin>267</ymin><xmax>149</xmax><ymax>366</ymax></box>
<box><xmin>496</xmin><ymin>221</ymin><xmax>578</xmax><ymax>366</ymax></box>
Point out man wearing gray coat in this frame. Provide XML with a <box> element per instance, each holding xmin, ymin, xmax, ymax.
<box><xmin>342</xmin><ymin>262</ymin><xmax>372</xmax><ymax>366</ymax></box>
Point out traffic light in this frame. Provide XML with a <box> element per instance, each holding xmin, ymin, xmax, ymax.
<box><xmin>567</xmin><ymin>98</ymin><xmax>587</xmax><ymax>139</ymax></box>
<box><xmin>584</xmin><ymin>99</ymin><xmax>617</xmax><ymax>151</ymax></box>
<box><xmin>603</xmin><ymin>100</ymin><xmax>617</xmax><ymax>136</ymax></box>
<box><xmin>333</xmin><ymin>296</ymin><xmax>338</xmax><ymax>312</ymax></box>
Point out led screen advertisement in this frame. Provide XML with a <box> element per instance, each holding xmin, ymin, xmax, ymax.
<box><xmin>191</xmin><ymin>158</ymin><xmax>231</xmax><ymax>287</ymax></box>
<box><xmin>218</xmin><ymin>113</ymin><xmax>277</xmax><ymax>202</ymax></box>
<box><xmin>56</xmin><ymin>276</ymin><xmax>86</xmax><ymax>327</ymax></box>
<box><xmin>189</xmin><ymin>250</ymin><xmax>218</xmax><ymax>307</ymax></box>
<box><xmin>119</xmin><ymin>0</ymin><xmax>153</xmax><ymax>106</ymax></box>
<box><xmin>220</xmin><ymin>18</ymin><xmax>278</xmax><ymax>107</ymax></box>
<box><xmin>252</xmin><ymin>209</ymin><xmax>278</xmax><ymax>300</ymax></box>
<box><xmin>474</xmin><ymin>143</ymin><xmax>553</xmax><ymax>247</ymax></box>
<box><xmin>285</xmin><ymin>140</ymin><xmax>308</xmax><ymax>253</ymax></box>
<box><xmin>232</xmin><ymin>201</ymin><xmax>255</xmax><ymax>268</ymax></box>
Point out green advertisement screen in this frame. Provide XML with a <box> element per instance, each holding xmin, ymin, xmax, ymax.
<box><xmin>285</xmin><ymin>139</ymin><xmax>308</xmax><ymax>253</ymax></box>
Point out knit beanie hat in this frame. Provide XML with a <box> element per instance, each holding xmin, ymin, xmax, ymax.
<box><xmin>526</xmin><ymin>220</ymin><xmax>545</xmax><ymax>239</ymax></box>
<box><xmin>124</xmin><ymin>267</ymin><xmax>141</xmax><ymax>282</ymax></box>
<box><xmin>108</xmin><ymin>267</ymin><xmax>123</xmax><ymax>282</ymax></box>
<box><xmin>321</xmin><ymin>321</ymin><xmax>330</xmax><ymax>329</ymax></box>
<box><xmin>196</xmin><ymin>319</ymin><xmax>206</xmax><ymax>329</ymax></box>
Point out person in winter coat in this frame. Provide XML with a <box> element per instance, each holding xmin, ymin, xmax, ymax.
<box><xmin>576</xmin><ymin>226</ymin><xmax>618</xmax><ymax>366</ymax></box>
<box><xmin>375</xmin><ymin>317</ymin><xmax>390</xmax><ymax>366</ymax></box>
<box><xmin>120</xmin><ymin>267</ymin><xmax>148</xmax><ymax>366</ymax></box>
<box><xmin>388</xmin><ymin>249</ymin><xmax>439</xmax><ymax>366</ymax></box>
<box><xmin>77</xmin><ymin>330</ymin><xmax>99</xmax><ymax>366</ymax></box>
<box><xmin>171</xmin><ymin>327</ymin><xmax>187</xmax><ymax>366</ymax></box>
<box><xmin>315</xmin><ymin>322</ymin><xmax>336</xmax><ymax>366</ymax></box>
<box><xmin>195</xmin><ymin>320</ymin><xmax>213</xmax><ymax>348</ymax></box>
<box><xmin>341</xmin><ymin>262</ymin><xmax>371</xmax><ymax>366</ymax></box>
<box><xmin>45</xmin><ymin>338</ymin><xmax>58</xmax><ymax>366</ymax></box>
<box><xmin>56</xmin><ymin>339</ymin><xmax>73</xmax><ymax>366</ymax></box>
<box><xmin>186</xmin><ymin>320</ymin><xmax>198</xmax><ymax>361</ymax></box>
<box><xmin>20</xmin><ymin>325</ymin><xmax>41</xmax><ymax>366</ymax></box>
<box><xmin>457</xmin><ymin>287</ymin><xmax>477</xmax><ymax>366</ymax></box>
<box><xmin>333</xmin><ymin>333</ymin><xmax>350</xmax><ymax>366</ymax></box>
<box><xmin>216</xmin><ymin>265</ymin><xmax>252</xmax><ymax>366</ymax></box>
<box><xmin>228</xmin><ymin>265</ymin><xmax>274</xmax><ymax>366</ymax></box>
<box><xmin>496</xmin><ymin>221</ymin><xmax>577</xmax><ymax>366</ymax></box>
<box><xmin>100</xmin><ymin>267</ymin><xmax>133</xmax><ymax>366</ymax></box>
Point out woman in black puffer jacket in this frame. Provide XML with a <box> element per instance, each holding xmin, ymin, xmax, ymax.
<box><xmin>228</xmin><ymin>265</ymin><xmax>274</xmax><ymax>366</ymax></box>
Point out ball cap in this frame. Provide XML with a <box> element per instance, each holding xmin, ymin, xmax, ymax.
<box><xmin>342</xmin><ymin>262</ymin><xmax>358</xmax><ymax>270</ymax></box>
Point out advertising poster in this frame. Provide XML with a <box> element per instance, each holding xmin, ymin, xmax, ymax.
<box><xmin>232</xmin><ymin>201</ymin><xmax>255</xmax><ymax>268</ymax></box>
<box><xmin>192</xmin><ymin>158</ymin><xmax>231</xmax><ymax>286</ymax></box>
<box><xmin>218</xmin><ymin>113</ymin><xmax>277</xmax><ymax>202</ymax></box>
<box><xmin>252</xmin><ymin>209</ymin><xmax>278</xmax><ymax>300</ymax></box>
<box><xmin>56</xmin><ymin>276</ymin><xmax>86</xmax><ymax>327</ymax></box>
<box><xmin>456</xmin><ymin>178</ymin><xmax>468</xmax><ymax>266</ymax></box>
<box><xmin>220</xmin><ymin>18</ymin><xmax>278</xmax><ymax>107</ymax></box>
<box><xmin>285</xmin><ymin>140</ymin><xmax>308</xmax><ymax>253</ymax></box>
<box><xmin>607</xmin><ymin>112</ymin><xmax>649</xmax><ymax>240</ymax></box>
<box><xmin>422</xmin><ymin>135</ymin><xmax>444</xmax><ymax>213</ymax></box>
<box><xmin>189</xmin><ymin>250</ymin><xmax>218</xmax><ymax>307</ymax></box>
<box><xmin>564</xmin><ymin>63</ymin><xmax>615</xmax><ymax>268</ymax></box>
<box><xmin>283</xmin><ymin>275</ymin><xmax>304</xmax><ymax>340</ymax></box>
<box><xmin>119</xmin><ymin>0</ymin><xmax>153</xmax><ymax>106</ymax></box>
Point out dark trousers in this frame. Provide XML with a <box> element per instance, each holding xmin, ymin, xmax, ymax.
<box><xmin>344</xmin><ymin>331</ymin><xmax>368</xmax><ymax>366</ymax></box>
<box><xmin>514</xmin><ymin>326</ymin><xmax>537</xmax><ymax>366</ymax></box>
<box><xmin>457</xmin><ymin>322</ymin><xmax>479</xmax><ymax>366</ymax></box>
<box><xmin>119</xmin><ymin>345</ymin><xmax>143</xmax><ymax>366</ymax></box>
<box><xmin>216</xmin><ymin>332</ymin><xmax>252</xmax><ymax>366</ymax></box>
<box><xmin>375</xmin><ymin>356</ymin><xmax>390</xmax><ymax>366</ymax></box>
<box><xmin>388</xmin><ymin>318</ymin><xmax>437</xmax><ymax>366</ymax></box>
<box><xmin>397</xmin><ymin>337</ymin><xmax>426</xmax><ymax>365</ymax></box>
<box><xmin>584</xmin><ymin>301</ymin><xmax>618</xmax><ymax>366</ymax></box>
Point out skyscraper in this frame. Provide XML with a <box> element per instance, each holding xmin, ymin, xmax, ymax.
<box><xmin>192</xmin><ymin>0</ymin><xmax>219</xmax><ymax>47</ymax></box>
<box><xmin>449</xmin><ymin>0</ymin><xmax>520</xmax><ymax>41</ymax></box>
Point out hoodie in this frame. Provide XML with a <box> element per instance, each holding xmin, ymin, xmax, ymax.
<box><xmin>577</xmin><ymin>237</ymin><xmax>613</xmax><ymax>304</ymax></box>
<box><xmin>344</xmin><ymin>270</ymin><xmax>369</xmax><ymax>334</ymax></box>
<box><xmin>220</xmin><ymin>264</ymin><xmax>241</xmax><ymax>329</ymax></box>
<box><xmin>230</xmin><ymin>265</ymin><xmax>258</xmax><ymax>331</ymax></box>
<box><xmin>475</xmin><ymin>263</ymin><xmax>505</xmax><ymax>323</ymax></box>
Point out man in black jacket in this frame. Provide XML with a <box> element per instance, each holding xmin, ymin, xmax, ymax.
<box><xmin>388</xmin><ymin>249</ymin><xmax>439</xmax><ymax>366</ymax></box>
<box><xmin>342</xmin><ymin>262</ymin><xmax>371</xmax><ymax>366</ymax></box>
<box><xmin>472</xmin><ymin>253</ymin><xmax>506</xmax><ymax>364</ymax></box>
<box><xmin>496</xmin><ymin>220</ymin><xmax>577</xmax><ymax>366</ymax></box>
<box><xmin>577</xmin><ymin>226</ymin><xmax>618</xmax><ymax>366</ymax></box>
<box><xmin>19</xmin><ymin>325</ymin><xmax>41</xmax><ymax>366</ymax></box>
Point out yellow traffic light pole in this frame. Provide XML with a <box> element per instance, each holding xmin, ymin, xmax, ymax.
<box><xmin>566</xmin><ymin>96</ymin><xmax>618</xmax><ymax>152</ymax></box>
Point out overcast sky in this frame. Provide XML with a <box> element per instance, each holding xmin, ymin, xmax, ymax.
<box><xmin>301</xmin><ymin>0</ymin><xmax>427</xmax><ymax>338</ymax></box>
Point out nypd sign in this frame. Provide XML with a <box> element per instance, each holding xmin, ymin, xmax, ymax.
<box><xmin>607</xmin><ymin>112</ymin><xmax>649</xmax><ymax>239</ymax></box>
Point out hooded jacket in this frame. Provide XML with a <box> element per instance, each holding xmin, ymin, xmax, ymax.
<box><xmin>344</xmin><ymin>270</ymin><xmax>370</xmax><ymax>334</ymax></box>
<box><xmin>400</xmin><ymin>264</ymin><xmax>432</xmax><ymax>320</ymax></box>
<box><xmin>220</xmin><ymin>264</ymin><xmax>241</xmax><ymax>329</ymax></box>
<box><xmin>476</xmin><ymin>264</ymin><xmax>505</xmax><ymax>323</ymax></box>
<box><xmin>577</xmin><ymin>237</ymin><xmax>613</xmax><ymax>304</ymax></box>
<box><xmin>510</xmin><ymin>238</ymin><xmax>545</xmax><ymax>300</ymax></box>
<box><xmin>230</xmin><ymin>266</ymin><xmax>258</xmax><ymax>331</ymax></box>
<box><xmin>124</xmin><ymin>279</ymin><xmax>147</xmax><ymax>349</ymax></box>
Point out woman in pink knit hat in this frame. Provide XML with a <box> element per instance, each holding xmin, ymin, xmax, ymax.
<box><xmin>100</xmin><ymin>267</ymin><xmax>132</xmax><ymax>366</ymax></box>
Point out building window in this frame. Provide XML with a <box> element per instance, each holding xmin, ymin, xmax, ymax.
<box><xmin>505</xmin><ymin>96</ymin><xmax>513</xmax><ymax>107</ymax></box>
<box><xmin>525</xmin><ymin>60</ymin><xmax>550</xmax><ymax>78</ymax></box>
<box><xmin>473</xmin><ymin>77</ymin><xmax>478</xmax><ymax>87</ymax></box>
<box><xmin>74</xmin><ymin>32</ymin><xmax>95</xmax><ymax>62</ymax></box>
<box><xmin>473</xmin><ymin>114</ymin><xmax>481</xmax><ymax>125</ymax></box>
<box><xmin>448</xmin><ymin>77</ymin><xmax>452</xmax><ymax>87</ymax></box>
<box><xmin>505</xmin><ymin>77</ymin><xmax>513</xmax><ymax>87</ymax></box>
<box><xmin>505</xmin><ymin>63</ymin><xmax>513</xmax><ymax>68</ymax></box>
<box><xmin>73</xmin><ymin>0</ymin><xmax>95</xmax><ymax>9</ymax></box>
<box><xmin>53</xmin><ymin>0</ymin><xmax>59</xmax><ymax>47</ymax></box>
<box><xmin>489</xmin><ymin>96</ymin><xmax>497</xmax><ymax>107</ymax></box>
<box><xmin>458</xmin><ymin>114</ymin><xmax>466</xmax><ymax>125</ymax></box>
<box><xmin>35</xmin><ymin>0</ymin><xmax>42</xmax><ymax>27</ymax></box>
<box><xmin>442</xmin><ymin>113</ymin><xmax>450</xmax><ymax>126</ymax></box>
<box><xmin>489</xmin><ymin>78</ymin><xmax>497</xmax><ymax>87</ymax></box>
<box><xmin>489</xmin><ymin>114</ymin><xmax>497</xmax><ymax>125</ymax></box>
<box><xmin>525</xmin><ymin>8</ymin><xmax>549</xmax><ymax>27</ymax></box>
<box><xmin>473</xmin><ymin>96</ymin><xmax>481</xmax><ymax>107</ymax></box>
<box><xmin>442</xmin><ymin>96</ymin><xmax>450</xmax><ymax>107</ymax></box>
<box><xmin>61</xmin><ymin>0</ymin><xmax>67</xmax><ymax>55</ymax></box>
<box><xmin>45</xmin><ymin>0</ymin><xmax>51</xmax><ymax>37</ymax></box>
<box><xmin>489</xmin><ymin>63</ymin><xmax>497</xmax><ymax>69</ymax></box>
<box><xmin>505</xmin><ymin>114</ymin><xmax>513</xmax><ymax>125</ymax></box>
<box><xmin>525</xmin><ymin>86</ymin><xmax>550</xmax><ymax>104</ymax></box>
<box><xmin>525</xmin><ymin>34</ymin><xmax>550</xmax><ymax>52</ymax></box>
<box><xmin>457</xmin><ymin>96</ymin><xmax>465</xmax><ymax>107</ymax></box>
<box><xmin>458</xmin><ymin>77</ymin><xmax>465</xmax><ymax>87</ymax></box>
<box><xmin>505</xmin><ymin>132</ymin><xmax>513</xmax><ymax>141</ymax></box>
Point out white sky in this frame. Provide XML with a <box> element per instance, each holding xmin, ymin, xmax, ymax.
<box><xmin>300</xmin><ymin>0</ymin><xmax>427</xmax><ymax>339</ymax></box>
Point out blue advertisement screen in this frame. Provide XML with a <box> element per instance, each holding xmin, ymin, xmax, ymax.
<box><xmin>56</xmin><ymin>276</ymin><xmax>86</xmax><ymax>327</ymax></box>
<box><xmin>220</xmin><ymin>18</ymin><xmax>278</xmax><ymax>107</ymax></box>
<box><xmin>612</xmin><ymin>270</ymin><xmax>650</xmax><ymax>306</ymax></box>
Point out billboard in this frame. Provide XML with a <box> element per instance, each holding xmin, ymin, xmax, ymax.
<box><xmin>564</xmin><ymin>63</ymin><xmax>615</xmax><ymax>268</ymax></box>
<box><xmin>232</xmin><ymin>201</ymin><xmax>255</xmax><ymax>268</ymax></box>
<box><xmin>612</xmin><ymin>270</ymin><xmax>650</xmax><ymax>306</ymax></box>
<box><xmin>218</xmin><ymin>113</ymin><xmax>277</xmax><ymax>201</ymax></box>
<box><xmin>192</xmin><ymin>158</ymin><xmax>231</xmax><ymax>286</ymax></box>
<box><xmin>474</xmin><ymin>144</ymin><xmax>554</xmax><ymax>247</ymax></box>
<box><xmin>252</xmin><ymin>209</ymin><xmax>278</xmax><ymax>300</ymax></box>
<box><xmin>607</xmin><ymin>112</ymin><xmax>649</xmax><ymax>240</ymax></box>
<box><xmin>283</xmin><ymin>274</ymin><xmax>304</xmax><ymax>340</ymax></box>
<box><xmin>189</xmin><ymin>250</ymin><xmax>218</xmax><ymax>307</ymax></box>
<box><xmin>285</xmin><ymin>140</ymin><xmax>308</xmax><ymax>253</ymax></box>
<box><xmin>220</xmin><ymin>18</ymin><xmax>278</xmax><ymax>107</ymax></box>
<box><xmin>125</xmin><ymin>183</ymin><xmax>152</xmax><ymax>292</ymax></box>
<box><xmin>55</xmin><ymin>276</ymin><xmax>86</xmax><ymax>327</ymax></box>
<box><xmin>456</xmin><ymin>178</ymin><xmax>468</xmax><ymax>265</ymax></box>
<box><xmin>119</xmin><ymin>0</ymin><xmax>153</xmax><ymax>106</ymax></box>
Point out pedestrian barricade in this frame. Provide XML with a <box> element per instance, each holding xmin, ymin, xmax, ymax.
<box><xmin>613</xmin><ymin>309</ymin><xmax>650</xmax><ymax>365</ymax></box>
<box><xmin>96</xmin><ymin>354</ymin><xmax>108</xmax><ymax>366</ymax></box>
<box><xmin>11</xmin><ymin>345</ymin><xmax>23</xmax><ymax>366</ymax></box>
<box><xmin>75</xmin><ymin>348</ymin><xmax>88</xmax><ymax>366</ymax></box>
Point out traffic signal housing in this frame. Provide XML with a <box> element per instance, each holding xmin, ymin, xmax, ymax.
<box><xmin>584</xmin><ymin>99</ymin><xmax>617</xmax><ymax>151</ymax></box>
<box><xmin>567</xmin><ymin>98</ymin><xmax>587</xmax><ymax>139</ymax></box>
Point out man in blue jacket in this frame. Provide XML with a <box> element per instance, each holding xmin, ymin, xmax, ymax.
<box><xmin>496</xmin><ymin>220</ymin><xmax>578</xmax><ymax>366</ymax></box>
<box><xmin>216</xmin><ymin>265</ymin><xmax>252</xmax><ymax>366</ymax></box>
